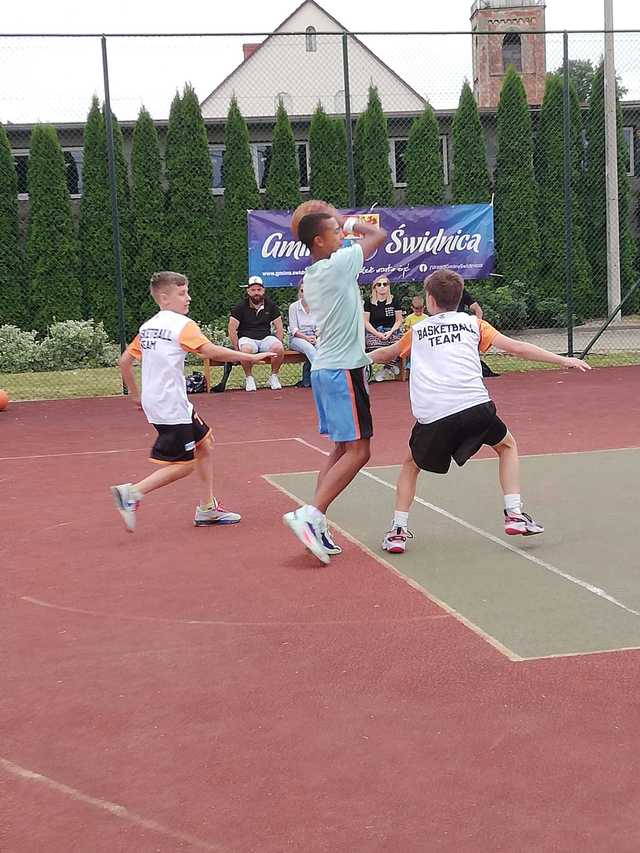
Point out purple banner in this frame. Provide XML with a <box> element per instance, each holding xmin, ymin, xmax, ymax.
<box><xmin>247</xmin><ymin>204</ymin><xmax>494</xmax><ymax>286</ymax></box>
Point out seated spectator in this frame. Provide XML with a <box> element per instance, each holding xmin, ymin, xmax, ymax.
<box><xmin>459</xmin><ymin>287</ymin><xmax>500</xmax><ymax>378</ymax></box>
<box><xmin>404</xmin><ymin>294</ymin><xmax>426</xmax><ymax>330</ymax></box>
<box><xmin>228</xmin><ymin>276</ymin><xmax>285</xmax><ymax>392</ymax></box>
<box><xmin>364</xmin><ymin>275</ymin><xmax>404</xmax><ymax>382</ymax></box>
<box><xmin>288</xmin><ymin>281</ymin><xmax>318</xmax><ymax>388</ymax></box>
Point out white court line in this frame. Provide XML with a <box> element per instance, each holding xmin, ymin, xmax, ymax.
<box><xmin>292</xmin><ymin>437</ymin><xmax>640</xmax><ymax>620</ymax></box>
<box><xmin>264</xmin><ymin>474</ymin><xmax>520</xmax><ymax>661</ymax></box>
<box><xmin>19</xmin><ymin>595</ymin><xmax>446</xmax><ymax>627</ymax></box>
<box><xmin>0</xmin><ymin>757</ymin><xmax>225</xmax><ymax>852</ymax></box>
<box><xmin>0</xmin><ymin>437</ymin><xmax>299</xmax><ymax>462</ymax></box>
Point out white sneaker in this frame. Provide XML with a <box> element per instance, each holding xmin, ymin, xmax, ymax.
<box><xmin>283</xmin><ymin>506</ymin><xmax>330</xmax><ymax>564</ymax></box>
<box><xmin>194</xmin><ymin>499</ymin><xmax>241</xmax><ymax>526</ymax></box>
<box><xmin>245</xmin><ymin>376</ymin><xmax>257</xmax><ymax>392</ymax></box>
<box><xmin>110</xmin><ymin>483</ymin><xmax>140</xmax><ymax>532</ymax></box>
<box><xmin>390</xmin><ymin>363</ymin><xmax>400</xmax><ymax>376</ymax></box>
<box><xmin>504</xmin><ymin>510</ymin><xmax>544</xmax><ymax>536</ymax></box>
<box><xmin>319</xmin><ymin>519</ymin><xmax>342</xmax><ymax>555</ymax></box>
<box><xmin>268</xmin><ymin>373</ymin><xmax>282</xmax><ymax>391</ymax></box>
<box><xmin>375</xmin><ymin>367</ymin><xmax>394</xmax><ymax>382</ymax></box>
<box><xmin>382</xmin><ymin>525</ymin><xmax>413</xmax><ymax>554</ymax></box>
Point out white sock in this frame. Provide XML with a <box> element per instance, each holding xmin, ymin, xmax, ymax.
<box><xmin>306</xmin><ymin>505</ymin><xmax>325</xmax><ymax>524</ymax></box>
<box><xmin>393</xmin><ymin>511</ymin><xmax>409</xmax><ymax>530</ymax></box>
<box><xmin>504</xmin><ymin>494</ymin><xmax>522</xmax><ymax>515</ymax></box>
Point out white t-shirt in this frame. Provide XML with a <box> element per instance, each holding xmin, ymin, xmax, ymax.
<box><xmin>303</xmin><ymin>243</ymin><xmax>369</xmax><ymax>371</ymax></box>
<box><xmin>288</xmin><ymin>299</ymin><xmax>317</xmax><ymax>337</ymax></box>
<box><xmin>128</xmin><ymin>310</ymin><xmax>209</xmax><ymax>425</ymax></box>
<box><xmin>398</xmin><ymin>312</ymin><xmax>499</xmax><ymax>424</ymax></box>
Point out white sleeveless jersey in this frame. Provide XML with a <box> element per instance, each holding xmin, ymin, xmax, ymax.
<box><xmin>127</xmin><ymin>310</ymin><xmax>209</xmax><ymax>425</ymax></box>
<box><xmin>398</xmin><ymin>311</ymin><xmax>499</xmax><ymax>424</ymax></box>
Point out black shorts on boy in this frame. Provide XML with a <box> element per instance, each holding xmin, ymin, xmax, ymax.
<box><xmin>150</xmin><ymin>409</ymin><xmax>211</xmax><ymax>464</ymax></box>
<box><xmin>409</xmin><ymin>401</ymin><xmax>507</xmax><ymax>474</ymax></box>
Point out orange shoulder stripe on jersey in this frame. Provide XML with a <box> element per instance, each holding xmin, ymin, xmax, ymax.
<box><xmin>478</xmin><ymin>319</ymin><xmax>499</xmax><ymax>353</ymax></box>
<box><xmin>127</xmin><ymin>335</ymin><xmax>142</xmax><ymax>360</ymax></box>
<box><xmin>179</xmin><ymin>320</ymin><xmax>211</xmax><ymax>353</ymax></box>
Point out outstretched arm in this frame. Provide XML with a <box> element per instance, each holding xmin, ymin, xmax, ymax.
<box><xmin>369</xmin><ymin>339</ymin><xmax>404</xmax><ymax>363</ymax></box>
<box><xmin>196</xmin><ymin>341</ymin><xmax>275</xmax><ymax>365</ymax></box>
<box><xmin>491</xmin><ymin>333</ymin><xmax>591</xmax><ymax>371</ymax></box>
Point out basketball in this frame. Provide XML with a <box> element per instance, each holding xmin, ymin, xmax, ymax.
<box><xmin>290</xmin><ymin>199</ymin><xmax>336</xmax><ymax>239</ymax></box>
<box><xmin>0</xmin><ymin>389</ymin><xmax>9</xmax><ymax>411</ymax></box>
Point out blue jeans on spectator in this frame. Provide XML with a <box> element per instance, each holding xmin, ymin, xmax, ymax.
<box><xmin>289</xmin><ymin>334</ymin><xmax>317</xmax><ymax>387</ymax></box>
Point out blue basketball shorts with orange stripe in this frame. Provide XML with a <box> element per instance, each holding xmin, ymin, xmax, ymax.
<box><xmin>311</xmin><ymin>367</ymin><xmax>373</xmax><ymax>443</ymax></box>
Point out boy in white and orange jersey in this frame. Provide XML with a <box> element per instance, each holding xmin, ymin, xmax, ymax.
<box><xmin>111</xmin><ymin>271</ymin><xmax>275</xmax><ymax>533</ymax></box>
<box><xmin>369</xmin><ymin>268</ymin><xmax>590</xmax><ymax>554</ymax></box>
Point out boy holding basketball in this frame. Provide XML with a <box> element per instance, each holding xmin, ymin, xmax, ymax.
<box><xmin>368</xmin><ymin>268</ymin><xmax>590</xmax><ymax>553</ymax></box>
<box><xmin>111</xmin><ymin>271</ymin><xmax>275</xmax><ymax>532</ymax></box>
<box><xmin>283</xmin><ymin>204</ymin><xmax>387</xmax><ymax>564</ymax></box>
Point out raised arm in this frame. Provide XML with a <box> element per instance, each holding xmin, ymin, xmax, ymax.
<box><xmin>491</xmin><ymin>333</ymin><xmax>590</xmax><ymax>371</ymax></box>
<box><xmin>339</xmin><ymin>215</ymin><xmax>387</xmax><ymax>258</ymax></box>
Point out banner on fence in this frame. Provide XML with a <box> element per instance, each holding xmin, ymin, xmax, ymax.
<box><xmin>247</xmin><ymin>204</ymin><xmax>494</xmax><ymax>286</ymax></box>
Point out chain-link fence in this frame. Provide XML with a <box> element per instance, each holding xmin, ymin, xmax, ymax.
<box><xmin>1</xmin><ymin>27</ymin><xmax>639</xmax><ymax>400</ymax></box>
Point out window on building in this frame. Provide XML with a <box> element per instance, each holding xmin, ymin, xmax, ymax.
<box><xmin>253</xmin><ymin>143</ymin><xmax>273</xmax><ymax>190</ymax></box>
<box><xmin>13</xmin><ymin>149</ymin><xmax>84</xmax><ymax>197</ymax></box>
<box><xmin>334</xmin><ymin>90</ymin><xmax>345</xmax><ymax>113</ymax></box>
<box><xmin>251</xmin><ymin>141</ymin><xmax>310</xmax><ymax>192</ymax></box>
<box><xmin>13</xmin><ymin>153</ymin><xmax>29</xmax><ymax>196</ymax></box>
<box><xmin>64</xmin><ymin>149</ymin><xmax>83</xmax><ymax>196</ymax></box>
<box><xmin>297</xmin><ymin>142</ymin><xmax>309</xmax><ymax>189</ymax></box>
<box><xmin>623</xmin><ymin>126</ymin><xmax>635</xmax><ymax>176</ymax></box>
<box><xmin>209</xmin><ymin>145</ymin><xmax>225</xmax><ymax>193</ymax></box>
<box><xmin>502</xmin><ymin>32</ymin><xmax>522</xmax><ymax>72</ymax></box>
<box><xmin>389</xmin><ymin>136</ymin><xmax>449</xmax><ymax>187</ymax></box>
<box><xmin>305</xmin><ymin>26</ymin><xmax>317</xmax><ymax>52</ymax></box>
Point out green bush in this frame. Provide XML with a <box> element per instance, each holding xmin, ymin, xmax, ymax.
<box><xmin>0</xmin><ymin>325</ymin><xmax>40</xmax><ymax>372</ymax></box>
<box><xmin>37</xmin><ymin>319</ymin><xmax>119</xmax><ymax>371</ymax></box>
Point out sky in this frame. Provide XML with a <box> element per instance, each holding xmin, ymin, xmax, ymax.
<box><xmin>1</xmin><ymin>0</ymin><xmax>638</xmax><ymax>123</ymax></box>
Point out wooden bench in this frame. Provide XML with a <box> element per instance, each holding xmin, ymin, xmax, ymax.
<box><xmin>202</xmin><ymin>351</ymin><xmax>408</xmax><ymax>392</ymax></box>
<box><xmin>202</xmin><ymin>350</ymin><xmax>307</xmax><ymax>392</ymax></box>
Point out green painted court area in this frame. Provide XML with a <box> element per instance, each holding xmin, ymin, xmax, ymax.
<box><xmin>266</xmin><ymin>448</ymin><xmax>640</xmax><ymax>661</ymax></box>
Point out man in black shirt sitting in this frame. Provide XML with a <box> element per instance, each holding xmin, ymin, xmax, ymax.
<box><xmin>228</xmin><ymin>276</ymin><xmax>285</xmax><ymax>391</ymax></box>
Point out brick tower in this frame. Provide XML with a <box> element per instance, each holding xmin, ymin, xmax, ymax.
<box><xmin>471</xmin><ymin>0</ymin><xmax>547</xmax><ymax>108</ymax></box>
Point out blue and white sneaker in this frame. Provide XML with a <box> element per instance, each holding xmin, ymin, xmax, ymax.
<box><xmin>320</xmin><ymin>521</ymin><xmax>342</xmax><ymax>555</ymax></box>
<box><xmin>110</xmin><ymin>483</ymin><xmax>140</xmax><ymax>533</ymax></box>
<box><xmin>194</xmin><ymin>499</ymin><xmax>241</xmax><ymax>526</ymax></box>
<box><xmin>283</xmin><ymin>506</ymin><xmax>330</xmax><ymax>564</ymax></box>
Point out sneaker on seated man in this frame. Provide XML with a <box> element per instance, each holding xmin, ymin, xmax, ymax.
<box><xmin>228</xmin><ymin>276</ymin><xmax>285</xmax><ymax>391</ymax></box>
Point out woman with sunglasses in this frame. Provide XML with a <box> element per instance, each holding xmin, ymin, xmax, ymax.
<box><xmin>363</xmin><ymin>275</ymin><xmax>404</xmax><ymax>381</ymax></box>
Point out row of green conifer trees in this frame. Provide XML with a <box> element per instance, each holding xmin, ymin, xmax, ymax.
<box><xmin>0</xmin><ymin>63</ymin><xmax>636</xmax><ymax>339</ymax></box>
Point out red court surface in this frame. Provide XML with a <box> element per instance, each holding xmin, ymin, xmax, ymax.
<box><xmin>2</xmin><ymin>366</ymin><xmax>640</xmax><ymax>852</ymax></box>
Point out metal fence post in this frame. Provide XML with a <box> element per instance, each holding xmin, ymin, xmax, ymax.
<box><xmin>100</xmin><ymin>35</ymin><xmax>127</xmax><ymax>366</ymax></box>
<box><xmin>342</xmin><ymin>32</ymin><xmax>356</xmax><ymax>208</ymax></box>
<box><xmin>562</xmin><ymin>31</ymin><xmax>574</xmax><ymax>357</ymax></box>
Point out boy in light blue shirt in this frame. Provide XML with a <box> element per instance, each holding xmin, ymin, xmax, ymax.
<box><xmin>283</xmin><ymin>208</ymin><xmax>387</xmax><ymax>564</ymax></box>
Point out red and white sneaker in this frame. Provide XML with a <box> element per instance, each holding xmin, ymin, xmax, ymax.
<box><xmin>382</xmin><ymin>526</ymin><xmax>413</xmax><ymax>554</ymax></box>
<box><xmin>504</xmin><ymin>510</ymin><xmax>544</xmax><ymax>536</ymax></box>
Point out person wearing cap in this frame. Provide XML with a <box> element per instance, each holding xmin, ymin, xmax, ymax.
<box><xmin>228</xmin><ymin>276</ymin><xmax>285</xmax><ymax>391</ymax></box>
